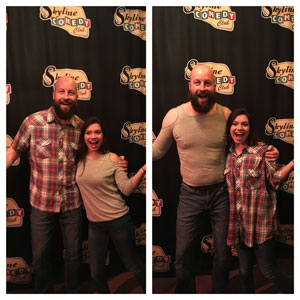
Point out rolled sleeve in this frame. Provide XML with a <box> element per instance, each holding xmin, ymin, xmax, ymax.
<box><xmin>11</xmin><ymin>117</ymin><xmax>31</xmax><ymax>155</ymax></box>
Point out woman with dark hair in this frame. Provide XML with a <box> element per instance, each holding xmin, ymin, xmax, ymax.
<box><xmin>224</xmin><ymin>108</ymin><xmax>294</xmax><ymax>293</ymax></box>
<box><xmin>76</xmin><ymin>116</ymin><xmax>146</xmax><ymax>293</ymax></box>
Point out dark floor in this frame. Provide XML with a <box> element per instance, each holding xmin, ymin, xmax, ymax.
<box><xmin>7</xmin><ymin>271</ymin><xmax>144</xmax><ymax>294</ymax></box>
<box><xmin>153</xmin><ymin>259</ymin><xmax>294</xmax><ymax>294</ymax></box>
<box><xmin>7</xmin><ymin>259</ymin><xmax>293</xmax><ymax>294</ymax></box>
<box><xmin>153</xmin><ymin>258</ymin><xmax>294</xmax><ymax>294</ymax></box>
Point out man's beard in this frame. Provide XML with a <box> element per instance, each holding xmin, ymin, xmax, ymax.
<box><xmin>52</xmin><ymin>99</ymin><xmax>79</xmax><ymax>120</ymax></box>
<box><xmin>188</xmin><ymin>90</ymin><xmax>216</xmax><ymax>114</ymax></box>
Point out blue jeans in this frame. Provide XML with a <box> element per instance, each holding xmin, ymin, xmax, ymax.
<box><xmin>88</xmin><ymin>215</ymin><xmax>146</xmax><ymax>293</ymax></box>
<box><xmin>174</xmin><ymin>181</ymin><xmax>230</xmax><ymax>293</ymax></box>
<box><xmin>30</xmin><ymin>206</ymin><xmax>83</xmax><ymax>293</ymax></box>
<box><xmin>237</xmin><ymin>239</ymin><xmax>293</xmax><ymax>293</ymax></box>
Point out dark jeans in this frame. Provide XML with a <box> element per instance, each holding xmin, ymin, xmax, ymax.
<box><xmin>30</xmin><ymin>206</ymin><xmax>83</xmax><ymax>293</ymax></box>
<box><xmin>88</xmin><ymin>216</ymin><xmax>146</xmax><ymax>293</ymax></box>
<box><xmin>237</xmin><ymin>239</ymin><xmax>294</xmax><ymax>293</ymax></box>
<box><xmin>174</xmin><ymin>181</ymin><xmax>230</xmax><ymax>293</ymax></box>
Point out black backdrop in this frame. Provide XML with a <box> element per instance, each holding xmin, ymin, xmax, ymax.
<box><xmin>152</xmin><ymin>6</ymin><xmax>294</xmax><ymax>277</ymax></box>
<box><xmin>6</xmin><ymin>6</ymin><xmax>146</xmax><ymax>289</ymax></box>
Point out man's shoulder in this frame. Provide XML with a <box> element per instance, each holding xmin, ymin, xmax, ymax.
<box><xmin>162</xmin><ymin>105</ymin><xmax>182</xmax><ymax>128</ymax></box>
<box><xmin>73</xmin><ymin>114</ymin><xmax>84</xmax><ymax>127</ymax></box>
<box><xmin>25</xmin><ymin>108</ymin><xmax>49</xmax><ymax>124</ymax></box>
<box><xmin>218</xmin><ymin>104</ymin><xmax>231</xmax><ymax>120</ymax></box>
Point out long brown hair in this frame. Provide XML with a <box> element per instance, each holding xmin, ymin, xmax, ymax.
<box><xmin>225</xmin><ymin>108</ymin><xmax>260</xmax><ymax>152</ymax></box>
<box><xmin>76</xmin><ymin>116</ymin><xmax>109</xmax><ymax>175</ymax></box>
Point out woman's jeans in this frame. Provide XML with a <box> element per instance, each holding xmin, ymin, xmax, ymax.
<box><xmin>237</xmin><ymin>238</ymin><xmax>294</xmax><ymax>293</ymax></box>
<box><xmin>174</xmin><ymin>181</ymin><xmax>230</xmax><ymax>293</ymax></box>
<box><xmin>30</xmin><ymin>206</ymin><xmax>83</xmax><ymax>293</ymax></box>
<box><xmin>88</xmin><ymin>216</ymin><xmax>146</xmax><ymax>293</ymax></box>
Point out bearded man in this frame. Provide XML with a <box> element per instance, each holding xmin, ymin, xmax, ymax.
<box><xmin>152</xmin><ymin>64</ymin><xmax>279</xmax><ymax>293</ymax></box>
<box><xmin>6</xmin><ymin>76</ymin><xmax>84</xmax><ymax>293</ymax></box>
<box><xmin>6</xmin><ymin>76</ymin><xmax>127</xmax><ymax>293</ymax></box>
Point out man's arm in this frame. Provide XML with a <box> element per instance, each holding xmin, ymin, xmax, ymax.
<box><xmin>6</xmin><ymin>147</ymin><xmax>20</xmax><ymax>169</ymax></box>
<box><xmin>152</xmin><ymin>107</ymin><xmax>177</xmax><ymax>161</ymax></box>
<box><xmin>265</xmin><ymin>145</ymin><xmax>279</xmax><ymax>162</ymax></box>
<box><xmin>118</xmin><ymin>155</ymin><xmax>128</xmax><ymax>173</ymax></box>
<box><xmin>278</xmin><ymin>160</ymin><xmax>294</xmax><ymax>182</ymax></box>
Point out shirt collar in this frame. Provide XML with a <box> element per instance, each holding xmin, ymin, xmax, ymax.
<box><xmin>229</xmin><ymin>144</ymin><xmax>260</xmax><ymax>155</ymax></box>
<box><xmin>47</xmin><ymin>106</ymin><xmax>80</xmax><ymax>128</ymax></box>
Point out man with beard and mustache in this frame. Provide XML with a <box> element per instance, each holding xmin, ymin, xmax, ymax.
<box><xmin>6</xmin><ymin>76</ymin><xmax>127</xmax><ymax>293</ymax></box>
<box><xmin>152</xmin><ymin>64</ymin><xmax>279</xmax><ymax>293</ymax></box>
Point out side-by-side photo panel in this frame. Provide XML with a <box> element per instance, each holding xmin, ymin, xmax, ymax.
<box><xmin>6</xmin><ymin>6</ymin><xmax>146</xmax><ymax>294</ymax></box>
<box><xmin>152</xmin><ymin>6</ymin><xmax>294</xmax><ymax>294</ymax></box>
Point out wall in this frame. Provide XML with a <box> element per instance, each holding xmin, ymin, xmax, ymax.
<box><xmin>152</xmin><ymin>6</ymin><xmax>294</xmax><ymax>276</ymax></box>
<box><xmin>6</xmin><ymin>6</ymin><xmax>146</xmax><ymax>289</ymax></box>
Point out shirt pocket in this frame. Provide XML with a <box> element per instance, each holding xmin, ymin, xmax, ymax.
<box><xmin>245</xmin><ymin>169</ymin><xmax>261</xmax><ymax>190</ymax></box>
<box><xmin>34</xmin><ymin>139</ymin><xmax>52</xmax><ymax>159</ymax></box>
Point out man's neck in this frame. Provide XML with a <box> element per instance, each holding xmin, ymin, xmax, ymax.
<box><xmin>54</xmin><ymin>111</ymin><xmax>72</xmax><ymax>126</ymax></box>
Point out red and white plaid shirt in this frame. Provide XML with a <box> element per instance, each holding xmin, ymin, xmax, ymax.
<box><xmin>12</xmin><ymin>106</ymin><xmax>84</xmax><ymax>213</ymax></box>
<box><xmin>225</xmin><ymin>144</ymin><xmax>282</xmax><ymax>247</ymax></box>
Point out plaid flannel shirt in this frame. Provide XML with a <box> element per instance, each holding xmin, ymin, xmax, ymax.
<box><xmin>12</xmin><ymin>107</ymin><xmax>84</xmax><ymax>213</ymax></box>
<box><xmin>225</xmin><ymin>144</ymin><xmax>282</xmax><ymax>247</ymax></box>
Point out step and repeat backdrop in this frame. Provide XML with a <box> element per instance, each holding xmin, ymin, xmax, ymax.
<box><xmin>6</xmin><ymin>6</ymin><xmax>146</xmax><ymax>290</ymax></box>
<box><xmin>152</xmin><ymin>6</ymin><xmax>294</xmax><ymax>277</ymax></box>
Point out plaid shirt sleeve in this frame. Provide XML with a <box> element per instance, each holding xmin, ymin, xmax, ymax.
<box><xmin>265</xmin><ymin>160</ymin><xmax>283</xmax><ymax>190</ymax></box>
<box><xmin>12</xmin><ymin>116</ymin><xmax>32</xmax><ymax>155</ymax></box>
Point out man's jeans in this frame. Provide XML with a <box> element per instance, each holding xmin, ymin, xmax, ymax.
<box><xmin>30</xmin><ymin>206</ymin><xmax>83</xmax><ymax>293</ymax></box>
<box><xmin>174</xmin><ymin>181</ymin><xmax>230</xmax><ymax>293</ymax></box>
<box><xmin>237</xmin><ymin>238</ymin><xmax>294</xmax><ymax>293</ymax></box>
<box><xmin>88</xmin><ymin>216</ymin><xmax>146</xmax><ymax>293</ymax></box>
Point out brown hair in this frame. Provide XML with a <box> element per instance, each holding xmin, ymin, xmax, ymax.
<box><xmin>76</xmin><ymin>116</ymin><xmax>109</xmax><ymax>175</ymax></box>
<box><xmin>226</xmin><ymin>108</ymin><xmax>260</xmax><ymax>152</ymax></box>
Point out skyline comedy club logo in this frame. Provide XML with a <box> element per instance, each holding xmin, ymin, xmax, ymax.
<box><xmin>201</xmin><ymin>234</ymin><xmax>214</xmax><ymax>255</ymax></box>
<box><xmin>7</xmin><ymin>257</ymin><xmax>32</xmax><ymax>284</ymax></box>
<box><xmin>265</xmin><ymin>117</ymin><xmax>294</xmax><ymax>145</ymax></box>
<box><xmin>39</xmin><ymin>6</ymin><xmax>91</xmax><ymax>38</ymax></box>
<box><xmin>120</xmin><ymin>65</ymin><xmax>146</xmax><ymax>95</ymax></box>
<box><xmin>152</xmin><ymin>246</ymin><xmax>171</xmax><ymax>272</ymax></box>
<box><xmin>121</xmin><ymin>121</ymin><xmax>146</xmax><ymax>147</ymax></box>
<box><xmin>261</xmin><ymin>6</ymin><xmax>294</xmax><ymax>32</ymax></box>
<box><xmin>266</xmin><ymin>60</ymin><xmax>294</xmax><ymax>89</ymax></box>
<box><xmin>183</xmin><ymin>6</ymin><xmax>236</xmax><ymax>31</ymax></box>
<box><xmin>135</xmin><ymin>223</ymin><xmax>146</xmax><ymax>246</ymax></box>
<box><xmin>276</xmin><ymin>224</ymin><xmax>294</xmax><ymax>246</ymax></box>
<box><xmin>265</xmin><ymin>117</ymin><xmax>294</xmax><ymax>194</ymax></box>
<box><xmin>114</xmin><ymin>7</ymin><xmax>146</xmax><ymax>41</ymax></box>
<box><xmin>7</xmin><ymin>198</ymin><xmax>24</xmax><ymax>228</ymax></box>
<box><xmin>42</xmin><ymin>65</ymin><xmax>92</xmax><ymax>100</ymax></box>
<box><xmin>185</xmin><ymin>59</ymin><xmax>236</xmax><ymax>95</ymax></box>
<box><xmin>6</xmin><ymin>84</ymin><xmax>12</xmax><ymax>105</ymax></box>
<box><xmin>152</xmin><ymin>190</ymin><xmax>163</xmax><ymax>217</ymax></box>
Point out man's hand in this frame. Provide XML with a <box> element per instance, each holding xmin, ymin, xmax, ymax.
<box><xmin>265</xmin><ymin>145</ymin><xmax>279</xmax><ymax>162</ymax></box>
<box><xmin>118</xmin><ymin>155</ymin><xmax>128</xmax><ymax>173</ymax></box>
